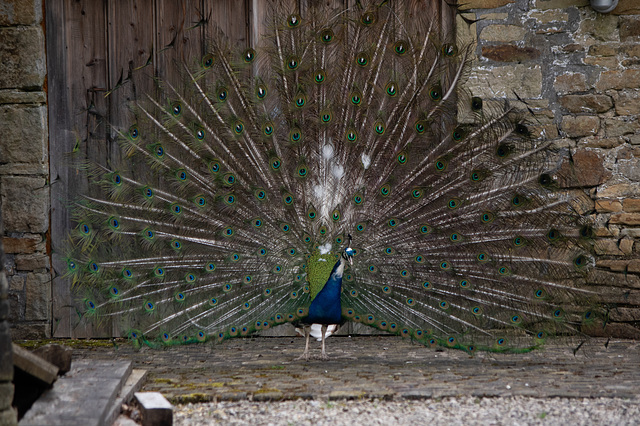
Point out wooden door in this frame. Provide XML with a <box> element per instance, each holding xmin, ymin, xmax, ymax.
<box><xmin>46</xmin><ymin>0</ymin><xmax>454</xmax><ymax>338</ymax></box>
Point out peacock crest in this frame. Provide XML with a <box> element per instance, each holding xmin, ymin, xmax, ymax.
<box><xmin>66</xmin><ymin>0</ymin><xmax>604</xmax><ymax>358</ymax></box>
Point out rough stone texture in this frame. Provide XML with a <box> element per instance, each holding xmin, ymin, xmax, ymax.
<box><xmin>15</xmin><ymin>254</ymin><xmax>49</xmax><ymax>272</ymax></box>
<box><xmin>598</xmin><ymin>184</ymin><xmax>640</xmax><ymax>198</ymax></box>
<box><xmin>24</xmin><ymin>272</ymin><xmax>50</xmax><ymax>321</ymax></box>
<box><xmin>559</xmin><ymin>94</ymin><xmax>613</xmax><ymax>113</ymax></box>
<box><xmin>617</xmin><ymin>158</ymin><xmax>640</xmax><ymax>182</ymax></box>
<box><xmin>613</xmin><ymin>90</ymin><xmax>640</xmax><ymax>115</ymax></box>
<box><xmin>0</xmin><ymin>89</ymin><xmax>47</xmax><ymax>105</ymax></box>
<box><xmin>620</xmin><ymin>16</ymin><xmax>640</xmax><ymax>40</ymax></box>
<box><xmin>596</xmin><ymin>199</ymin><xmax>623</xmax><ymax>213</ymax></box>
<box><xmin>479</xmin><ymin>25</ymin><xmax>526</xmax><ymax>42</ymax></box>
<box><xmin>0</xmin><ymin>105</ymin><xmax>47</xmax><ymax>164</ymax></box>
<box><xmin>481</xmin><ymin>45</ymin><xmax>541</xmax><ymax>62</ymax></box>
<box><xmin>2</xmin><ymin>235</ymin><xmax>41</xmax><ymax>254</ymax></box>
<box><xmin>0</xmin><ymin>198</ymin><xmax>16</xmax><ymax>425</ymax></box>
<box><xmin>0</xmin><ymin>322</ymin><xmax>12</xmax><ymax>382</ymax></box>
<box><xmin>135</xmin><ymin>392</ymin><xmax>173</xmax><ymax>426</ymax></box>
<box><xmin>32</xmin><ymin>344</ymin><xmax>73</xmax><ymax>375</ymax></box>
<box><xmin>557</xmin><ymin>149</ymin><xmax>610</xmax><ymax>188</ymax></box>
<box><xmin>459</xmin><ymin>0</ymin><xmax>515</xmax><ymax>10</ymax></box>
<box><xmin>596</xmin><ymin>69</ymin><xmax>640</xmax><ymax>91</ymax></box>
<box><xmin>594</xmin><ymin>239</ymin><xmax>624</xmax><ymax>256</ymax></box>
<box><xmin>604</xmin><ymin>117</ymin><xmax>639</xmax><ymax>137</ymax></box>
<box><xmin>535</xmin><ymin>0</ymin><xmax>589</xmax><ymax>9</ymax></box>
<box><xmin>579</xmin><ymin>13</ymin><xmax>620</xmax><ymax>42</ymax></box>
<box><xmin>561</xmin><ymin>115</ymin><xmax>600</xmax><ymax>137</ymax></box>
<box><xmin>624</xmin><ymin>199</ymin><xmax>640</xmax><ymax>212</ymax></box>
<box><xmin>588</xmin><ymin>45</ymin><xmax>616</xmax><ymax>56</ymax></box>
<box><xmin>0</xmin><ymin>382</ymin><xmax>14</xmax><ymax>411</ymax></box>
<box><xmin>467</xmin><ymin>65</ymin><xmax>542</xmax><ymax>98</ymax></box>
<box><xmin>530</xmin><ymin>10</ymin><xmax>568</xmax><ymax>23</ymax></box>
<box><xmin>0</xmin><ymin>26</ymin><xmax>45</xmax><ymax>90</ymax></box>
<box><xmin>9</xmin><ymin>323</ymin><xmax>49</xmax><ymax>340</ymax></box>
<box><xmin>0</xmin><ymin>0</ymin><xmax>42</xmax><ymax>26</ymax></box>
<box><xmin>554</xmin><ymin>73</ymin><xmax>587</xmax><ymax>94</ymax></box>
<box><xmin>0</xmin><ymin>176</ymin><xmax>48</xmax><ymax>233</ymax></box>
<box><xmin>610</xmin><ymin>213</ymin><xmax>640</xmax><ymax>226</ymax></box>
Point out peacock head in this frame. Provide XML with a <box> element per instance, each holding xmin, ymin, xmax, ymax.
<box><xmin>343</xmin><ymin>234</ymin><xmax>354</xmax><ymax>265</ymax></box>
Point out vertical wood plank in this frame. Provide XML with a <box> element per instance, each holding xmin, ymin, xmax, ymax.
<box><xmin>49</xmin><ymin>0</ymin><xmax>111</xmax><ymax>338</ymax></box>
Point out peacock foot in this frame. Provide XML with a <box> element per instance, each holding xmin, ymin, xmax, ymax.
<box><xmin>296</xmin><ymin>352</ymin><xmax>310</xmax><ymax>361</ymax></box>
<box><xmin>320</xmin><ymin>352</ymin><xmax>330</xmax><ymax>360</ymax></box>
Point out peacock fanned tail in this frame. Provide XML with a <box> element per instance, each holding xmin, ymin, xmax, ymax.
<box><xmin>66</xmin><ymin>0</ymin><xmax>604</xmax><ymax>354</ymax></box>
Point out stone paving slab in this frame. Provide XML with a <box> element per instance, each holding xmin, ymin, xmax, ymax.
<box><xmin>68</xmin><ymin>336</ymin><xmax>640</xmax><ymax>404</ymax></box>
<box><xmin>20</xmin><ymin>360</ymin><xmax>132</xmax><ymax>426</ymax></box>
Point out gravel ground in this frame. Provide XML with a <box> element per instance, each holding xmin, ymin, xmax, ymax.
<box><xmin>174</xmin><ymin>397</ymin><xmax>640</xmax><ymax>425</ymax></box>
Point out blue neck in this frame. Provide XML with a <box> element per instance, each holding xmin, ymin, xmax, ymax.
<box><xmin>306</xmin><ymin>257</ymin><xmax>345</xmax><ymax>325</ymax></box>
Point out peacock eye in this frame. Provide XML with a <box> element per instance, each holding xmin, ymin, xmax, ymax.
<box><xmin>356</xmin><ymin>52</ymin><xmax>369</xmax><ymax>67</ymax></box>
<box><xmin>287</xmin><ymin>56</ymin><xmax>299</xmax><ymax>70</ymax></box>
<box><xmin>361</xmin><ymin>12</ymin><xmax>375</xmax><ymax>25</ymax></box>
<box><xmin>442</xmin><ymin>44</ymin><xmax>458</xmax><ymax>57</ymax></box>
<box><xmin>394</xmin><ymin>40</ymin><xmax>408</xmax><ymax>55</ymax></box>
<box><xmin>256</xmin><ymin>85</ymin><xmax>267</xmax><ymax>99</ymax></box>
<box><xmin>385</xmin><ymin>81</ymin><xmax>397</xmax><ymax>97</ymax></box>
<box><xmin>287</xmin><ymin>14</ymin><xmax>301</xmax><ymax>28</ymax></box>
<box><xmin>471</xmin><ymin>96</ymin><xmax>483</xmax><ymax>111</ymax></box>
<box><xmin>314</xmin><ymin>69</ymin><xmax>326</xmax><ymax>83</ymax></box>
<box><xmin>429</xmin><ymin>85</ymin><xmax>442</xmax><ymax>101</ymax></box>
<box><xmin>243</xmin><ymin>48</ymin><xmax>256</xmax><ymax>63</ymax></box>
<box><xmin>320</xmin><ymin>28</ymin><xmax>334</xmax><ymax>43</ymax></box>
<box><xmin>202</xmin><ymin>54</ymin><xmax>214</xmax><ymax>69</ymax></box>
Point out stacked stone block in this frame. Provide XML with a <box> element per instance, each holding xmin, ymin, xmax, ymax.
<box><xmin>0</xmin><ymin>0</ymin><xmax>51</xmax><ymax>341</ymax></box>
<box><xmin>461</xmin><ymin>0</ymin><xmax>640</xmax><ymax>338</ymax></box>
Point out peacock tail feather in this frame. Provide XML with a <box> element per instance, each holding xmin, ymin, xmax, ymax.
<box><xmin>66</xmin><ymin>0</ymin><xmax>604</xmax><ymax>354</ymax></box>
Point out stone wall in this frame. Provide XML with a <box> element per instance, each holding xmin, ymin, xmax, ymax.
<box><xmin>460</xmin><ymin>0</ymin><xmax>640</xmax><ymax>338</ymax></box>
<box><xmin>0</xmin><ymin>0</ymin><xmax>51</xmax><ymax>341</ymax></box>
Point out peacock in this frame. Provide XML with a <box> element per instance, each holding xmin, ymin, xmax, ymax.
<box><xmin>66</xmin><ymin>0</ymin><xmax>605</xmax><ymax>360</ymax></box>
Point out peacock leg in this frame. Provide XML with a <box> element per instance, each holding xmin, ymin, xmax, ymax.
<box><xmin>296</xmin><ymin>326</ymin><xmax>311</xmax><ymax>361</ymax></box>
<box><xmin>320</xmin><ymin>324</ymin><xmax>330</xmax><ymax>360</ymax></box>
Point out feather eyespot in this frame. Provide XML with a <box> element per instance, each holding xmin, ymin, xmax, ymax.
<box><xmin>394</xmin><ymin>40</ymin><xmax>408</xmax><ymax>55</ymax></box>
<box><xmin>320</xmin><ymin>28</ymin><xmax>334</xmax><ymax>43</ymax></box>
<box><xmin>217</xmin><ymin>87</ymin><xmax>227</xmax><ymax>101</ymax></box>
<box><xmin>429</xmin><ymin>85</ymin><xmax>442</xmax><ymax>101</ymax></box>
<box><xmin>171</xmin><ymin>102</ymin><xmax>182</xmax><ymax>116</ymax></box>
<box><xmin>256</xmin><ymin>85</ymin><xmax>267</xmax><ymax>99</ymax></box>
<box><xmin>128</xmin><ymin>125</ymin><xmax>139</xmax><ymax>140</ymax></box>
<box><xmin>442</xmin><ymin>44</ymin><xmax>458</xmax><ymax>57</ymax></box>
<box><xmin>287</xmin><ymin>14</ymin><xmax>301</xmax><ymax>28</ymax></box>
<box><xmin>243</xmin><ymin>48</ymin><xmax>256</xmax><ymax>63</ymax></box>
<box><xmin>314</xmin><ymin>69</ymin><xmax>326</xmax><ymax>83</ymax></box>
<box><xmin>471</xmin><ymin>96</ymin><xmax>483</xmax><ymax>111</ymax></box>
<box><xmin>201</xmin><ymin>54</ymin><xmax>214</xmax><ymax>69</ymax></box>
<box><xmin>385</xmin><ymin>81</ymin><xmax>397</xmax><ymax>97</ymax></box>
<box><xmin>289</xmin><ymin>129</ymin><xmax>302</xmax><ymax>143</ymax></box>
<box><xmin>360</xmin><ymin>11</ymin><xmax>376</xmax><ymax>26</ymax></box>
<box><xmin>286</xmin><ymin>56</ymin><xmax>299</xmax><ymax>70</ymax></box>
